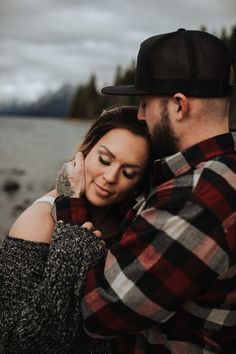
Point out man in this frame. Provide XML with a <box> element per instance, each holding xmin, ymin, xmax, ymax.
<box><xmin>79</xmin><ymin>29</ymin><xmax>236</xmax><ymax>353</ymax></box>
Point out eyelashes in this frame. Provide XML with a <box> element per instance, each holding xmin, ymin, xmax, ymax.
<box><xmin>123</xmin><ymin>170</ymin><xmax>137</xmax><ymax>179</ymax></box>
<box><xmin>98</xmin><ymin>155</ymin><xmax>139</xmax><ymax>180</ymax></box>
<box><xmin>99</xmin><ymin>155</ymin><xmax>110</xmax><ymax>166</ymax></box>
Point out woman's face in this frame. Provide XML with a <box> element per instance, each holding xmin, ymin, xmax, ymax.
<box><xmin>84</xmin><ymin>128</ymin><xmax>149</xmax><ymax>207</ymax></box>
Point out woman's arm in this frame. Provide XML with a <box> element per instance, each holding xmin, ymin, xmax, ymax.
<box><xmin>0</xmin><ymin>236</ymin><xmax>49</xmax><ymax>352</ymax></box>
<box><xmin>9</xmin><ymin>190</ymin><xmax>57</xmax><ymax>244</ymax></box>
<box><xmin>9</xmin><ymin>152</ymin><xmax>85</xmax><ymax>244</ymax></box>
<box><xmin>0</xmin><ymin>154</ymin><xmax>112</xmax><ymax>352</ymax></box>
<box><xmin>0</xmin><ymin>223</ymin><xmax>111</xmax><ymax>353</ymax></box>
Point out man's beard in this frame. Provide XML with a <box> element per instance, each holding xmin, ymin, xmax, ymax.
<box><xmin>150</xmin><ymin>98</ymin><xmax>179</xmax><ymax>159</ymax></box>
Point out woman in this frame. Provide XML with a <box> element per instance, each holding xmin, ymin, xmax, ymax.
<box><xmin>0</xmin><ymin>106</ymin><xmax>151</xmax><ymax>353</ymax></box>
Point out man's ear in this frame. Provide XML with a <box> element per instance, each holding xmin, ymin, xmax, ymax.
<box><xmin>173</xmin><ymin>93</ymin><xmax>189</xmax><ymax>120</ymax></box>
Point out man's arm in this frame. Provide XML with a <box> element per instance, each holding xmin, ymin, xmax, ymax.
<box><xmin>81</xmin><ymin>196</ymin><xmax>227</xmax><ymax>337</ymax></box>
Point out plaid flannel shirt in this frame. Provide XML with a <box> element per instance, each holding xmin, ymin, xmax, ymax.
<box><xmin>81</xmin><ymin>132</ymin><xmax>236</xmax><ymax>354</ymax></box>
<box><xmin>53</xmin><ymin>195</ymin><xmax>90</xmax><ymax>224</ymax></box>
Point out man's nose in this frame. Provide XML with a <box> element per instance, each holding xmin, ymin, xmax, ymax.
<box><xmin>138</xmin><ymin>104</ymin><xmax>145</xmax><ymax>121</ymax></box>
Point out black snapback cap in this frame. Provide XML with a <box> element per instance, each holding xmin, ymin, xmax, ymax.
<box><xmin>102</xmin><ymin>28</ymin><xmax>235</xmax><ymax>97</ymax></box>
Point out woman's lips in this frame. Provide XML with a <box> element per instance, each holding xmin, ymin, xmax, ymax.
<box><xmin>95</xmin><ymin>183</ymin><xmax>113</xmax><ymax>197</ymax></box>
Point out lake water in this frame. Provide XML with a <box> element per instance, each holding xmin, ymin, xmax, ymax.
<box><xmin>0</xmin><ymin>116</ymin><xmax>91</xmax><ymax>239</ymax></box>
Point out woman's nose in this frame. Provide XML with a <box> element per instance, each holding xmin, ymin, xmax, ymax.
<box><xmin>103</xmin><ymin>166</ymin><xmax>119</xmax><ymax>183</ymax></box>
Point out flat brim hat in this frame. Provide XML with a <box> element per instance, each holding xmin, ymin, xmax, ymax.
<box><xmin>102</xmin><ymin>28</ymin><xmax>235</xmax><ymax>98</ymax></box>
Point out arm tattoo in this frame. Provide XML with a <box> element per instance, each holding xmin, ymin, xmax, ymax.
<box><xmin>56</xmin><ymin>164</ymin><xmax>74</xmax><ymax>197</ymax></box>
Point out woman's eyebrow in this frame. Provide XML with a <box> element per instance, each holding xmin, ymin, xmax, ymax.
<box><xmin>99</xmin><ymin>145</ymin><xmax>115</xmax><ymax>158</ymax></box>
<box><xmin>99</xmin><ymin>145</ymin><xmax>143</xmax><ymax>170</ymax></box>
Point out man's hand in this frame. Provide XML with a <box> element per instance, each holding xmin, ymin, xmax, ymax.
<box><xmin>56</xmin><ymin>152</ymin><xmax>85</xmax><ymax>198</ymax></box>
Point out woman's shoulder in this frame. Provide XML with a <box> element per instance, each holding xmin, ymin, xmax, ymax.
<box><xmin>9</xmin><ymin>200</ymin><xmax>55</xmax><ymax>243</ymax></box>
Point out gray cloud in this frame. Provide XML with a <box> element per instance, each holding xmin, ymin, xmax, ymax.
<box><xmin>0</xmin><ymin>0</ymin><xmax>235</xmax><ymax>102</ymax></box>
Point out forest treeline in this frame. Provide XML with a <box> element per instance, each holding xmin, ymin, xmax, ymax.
<box><xmin>69</xmin><ymin>26</ymin><xmax>236</xmax><ymax>120</ymax></box>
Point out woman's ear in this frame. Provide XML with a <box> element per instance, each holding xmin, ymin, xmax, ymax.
<box><xmin>173</xmin><ymin>93</ymin><xmax>189</xmax><ymax>121</ymax></box>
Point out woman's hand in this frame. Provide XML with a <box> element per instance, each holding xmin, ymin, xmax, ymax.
<box><xmin>56</xmin><ymin>152</ymin><xmax>85</xmax><ymax>198</ymax></box>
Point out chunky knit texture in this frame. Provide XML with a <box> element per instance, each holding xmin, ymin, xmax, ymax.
<box><xmin>0</xmin><ymin>223</ymin><xmax>113</xmax><ymax>353</ymax></box>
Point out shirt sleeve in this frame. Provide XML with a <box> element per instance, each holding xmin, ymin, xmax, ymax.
<box><xmin>81</xmin><ymin>194</ymin><xmax>228</xmax><ymax>337</ymax></box>
<box><xmin>53</xmin><ymin>195</ymin><xmax>89</xmax><ymax>224</ymax></box>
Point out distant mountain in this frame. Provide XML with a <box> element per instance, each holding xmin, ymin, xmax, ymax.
<box><xmin>0</xmin><ymin>84</ymin><xmax>75</xmax><ymax>118</ymax></box>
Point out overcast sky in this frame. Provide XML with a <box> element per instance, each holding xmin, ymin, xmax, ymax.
<box><xmin>0</xmin><ymin>0</ymin><xmax>235</xmax><ymax>103</ymax></box>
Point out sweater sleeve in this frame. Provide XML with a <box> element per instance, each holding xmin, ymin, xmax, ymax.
<box><xmin>0</xmin><ymin>237</ymin><xmax>49</xmax><ymax>351</ymax></box>
<box><xmin>0</xmin><ymin>224</ymin><xmax>113</xmax><ymax>354</ymax></box>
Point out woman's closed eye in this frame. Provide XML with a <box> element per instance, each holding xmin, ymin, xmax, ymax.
<box><xmin>123</xmin><ymin>169</ymin><xmax>141</xmax><ymax>180</ymax></box>
<box><xmin>99</xmin><ymin>153</ymin><xmax>142</xmax><ymax>180</ymax></box>
<box><xmin>99</xmin><ymin>155</ymin><xmax>111</xmax><ymax>166</ymax></box>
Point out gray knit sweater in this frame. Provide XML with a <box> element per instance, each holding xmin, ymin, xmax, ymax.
<box><xmin>0</xmin><ymin>223</ymin><xmax>114</xmax><ymax>353</ymax></box>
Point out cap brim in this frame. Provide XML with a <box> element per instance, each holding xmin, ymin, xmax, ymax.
<box><xmin>101</xmin><ymin>85</ymin><xmax>153</xmax><ymax>96</ymax></box>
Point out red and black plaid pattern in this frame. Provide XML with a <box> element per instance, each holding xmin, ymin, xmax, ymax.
<box><xmin>81</xmin><ymin>133</ymin><xmax>236</xmax><ymax>354</ymax></box>
<box><xmin>54</xmin><ymin>196</ymin><xmax>90</xmax><ymax>224</ymax></box>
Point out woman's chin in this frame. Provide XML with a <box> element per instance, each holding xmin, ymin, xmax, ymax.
<box><xmin>85</xmin><ymin>193</ymin><xmax>113</xmax><ymax>208</ymax></box>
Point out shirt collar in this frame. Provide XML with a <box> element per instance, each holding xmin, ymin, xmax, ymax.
<box><xmin>153</xmin><ymin>132</ymin><xmax>236</xmax><ymax>182</ymax></box>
